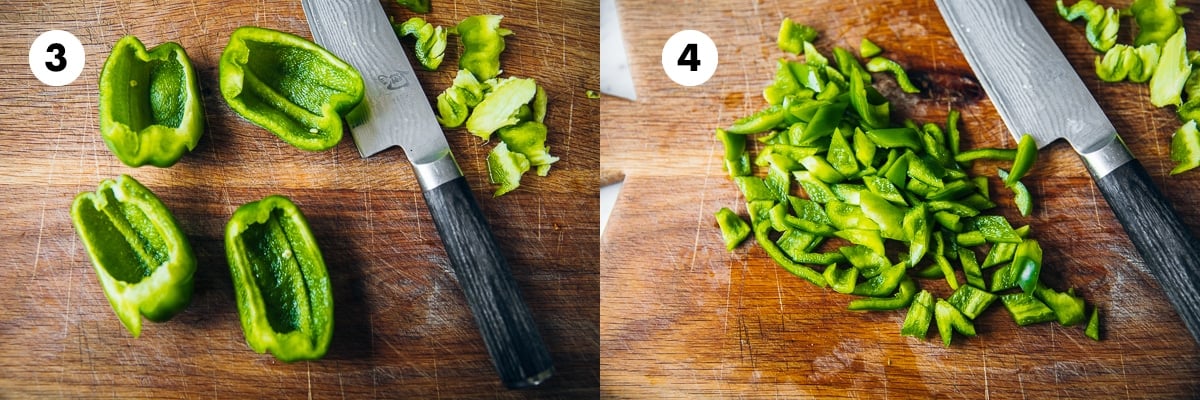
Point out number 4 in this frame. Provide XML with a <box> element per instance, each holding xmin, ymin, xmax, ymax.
<box><xmin>677</xmin><ymin>43</ymin><xmax>700</xmax><ymax>72</ymax></box>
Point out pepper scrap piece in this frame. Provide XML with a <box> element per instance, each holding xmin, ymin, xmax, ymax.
<box><xmin>394</xmin><ymin>17</ymin><xmax>448</xmax><ymax>70</ymax></box>
<box><xmin>487</xmin><ymin>142</ymin><xmax>531</xmax><ymax>197</ymax></box>
<box><xmin>498</xmin><ymin>121</ymin><xmax>558</xmax><ymax>176</ymax></box>
<box><xmin>1095</xmin><ymin>43</ymin><xmax>1160</xmax><ymax>83</ymax></box>
<box><xmin>777</xmin><ymin>18</ymin><xmax>818</xmax><ymax>55</ymax></box>
<box><xmin>219</xmin><ymin>26</ymin><xmax>365</xmax><ymax>151</ymax></box>
<box><xmin>901</xmin><ymin>290</ymin><xmax>935</xmax><ymax>338</ymax></box>
<box><xmin>226</xmin><ymin>195</ymin><xmax>333</xmax><ymax>362</ymax></box>
<box><xmin>1170</xmin><ymin>119</ymin><xmax>1200</xmax><ymax>174</ymax></box>
<box><xmin>452</xmin><ymin>15</ymin><xmax>512</xmax><ymax>81</ymax></box>
<box><xmin>865</xmin><ymin>57</ymin><xmax>920</xmax><ymax>93</ymax></box>
<box><xmin>466</xmin><ymin>76</ymin><xmax>537</xmax><ymax>140</ymax></box>
<box><xmin>1149</xmin><ymin>28</ymin><xmax>1190</xmax><ymax>107</ymax></box>
<box><xmin>1056</xmin><ymin>0</ymin><xmax>1120</xmax><ymax>52</ymax></box>
<box><xmin>998</xmin><ymin>169</ymin><xmax>1034</xmax><ymax>217</ymax></box>
<box><xmin>98</xmin><ymin>36</ymin><xmax>204</xmax><ymax>168</ymax></box>
<box><xmin>715</xmin><ymin>208</ymin><xmax>751</xmax><ymax>250</ymax></box>
<box><xmin>1086</xmin><ymin>306</ymin><xmax>1102</xmax><ymax>340</ymax></box>
<box><xmin>436</xmin><ymin>69</ymin><xmax>487</xmax><ymax>128</ymax></box>
<box><xmin>71</xmin><ymin>175</ymin><xmax>196</xmax><ymax>337</ymax></box>
<box><xmin>1000</xmin><ymin>292</ymin><xmax>1057</xmax><ymax>326</ymax></box>
<box><xmin>935</xmin><ymin>298</ymin><xmax>976</xmax><ymax>347</ymax></box>
<box><xmin>394</xmin><ymin>0</ymin><xmax>430</xmax><ymax>14</ymax></box>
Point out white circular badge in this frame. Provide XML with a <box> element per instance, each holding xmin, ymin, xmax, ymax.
<box><xmin>661</xmin><ymin>30</ymin><xmax>718</xmax><ymax>87</ymax></box>
<box><xmin>30</xmin><ymin>30</ymin><xmax>85</xmax><ymax>87</ymax></box>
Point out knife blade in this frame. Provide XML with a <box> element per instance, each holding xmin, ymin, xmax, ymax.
<box><xmin>300</xmin><ymin>0</ymin><xmax>554</xmax><ymax>388</ymax></box>
<box><xmin>936</xmin><ymin>0</ymin><xmax>1200</xmax><ymax>344</ymax></box>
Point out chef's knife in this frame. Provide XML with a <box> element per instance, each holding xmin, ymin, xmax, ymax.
<box><xmin>299</xmin><ymin>0</ymin><xmax>553</xmax><ymax>388</ymax></box>
<box><xmin>936</xmin><ymin>0</ymin><xmax>1200</xmax><ymax>344</ymax></box>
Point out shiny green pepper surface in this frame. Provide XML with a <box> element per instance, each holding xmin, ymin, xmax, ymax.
<box><xmin>226</xmin><ymin>195</ymin><xmax>333</xmax><ymax>362</ymax></box>
<box><xmin>219</xmin><ymin>26</ymin><xmax>365</xmax><ymax>151</ymax></box>
<box><xmin>71</xmin><ymin>175</ymin><xmax>196</xmax><ymax>337</ymax></box>
<box><xmin>99</xmin><ymin>36</ymin><xmax>204</xmax><ymax>168</ymax></box>
<box><xmin>454</xmin><ymin>15</ymin><xmax>511</xmax><ymax>81</ymax></box>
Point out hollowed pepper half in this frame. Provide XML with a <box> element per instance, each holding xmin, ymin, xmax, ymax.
<box><xmin>98</xmin><ymin>36</ymin><xmax>204</xmax><ymax>168</ymax></box>
<box><xmin>225</xmin><ymin>195</ymin><xmax>333</xmax><ymax>362</ymax></box>
<box><xmin>70</xmin><ymin>175</ymin><xmax>196</xmax><ymax>337</ymax></box>
<box><xmin>219</xmin><ymin>26</ymin><xmax>365</xmax><ymax>151</ymax></box>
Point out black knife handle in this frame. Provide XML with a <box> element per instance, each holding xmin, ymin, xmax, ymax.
<box><xmin>1093</xmin><ymin>157</ymin><xmax>1200</xmax><ymax>344</ymax></box>
<box><xmin>422</xmin><ymin>176</ymin><xmax>554</xmax><ymax>388</ymax></box>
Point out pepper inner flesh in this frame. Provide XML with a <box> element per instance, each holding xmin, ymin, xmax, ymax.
<box><xmin>83</xmin><ymin>189</ymin><xmax>169</xmax><ymax>283</ymax></box>
<box><xmin>241</xmin><ymin>208</ymin><xmax>312</xmax><ymax>335</ymax></box>
<box><xmin>115</xmin><ymin>53</ymin><xmax>187</xmax><ymax>131</ymax></box>
<box><xmin>239</xmin><ymin>41</ymin><xmax>357</xmax><ymax>139</ymax></box>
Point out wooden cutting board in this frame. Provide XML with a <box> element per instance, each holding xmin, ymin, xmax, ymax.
<box><xmin>0</xmin><ymin>0</ymin><xmax>598</xmax><ymax>397</ymax></box>
<box><xmin>602</xmin><ymin>0</ymin><xmax>1200</xmax><ymax>397</ymax></box>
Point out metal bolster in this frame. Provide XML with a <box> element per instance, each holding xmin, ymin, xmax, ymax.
<box><xmin>412</xmin><ymin>150</ymin><xmax>463</xmax><ymax>191</ymax></box>
<box><xmin>1080</xmin><ymin>134</ymin><xmax>1135</xmax><ymax>179</ymax></box>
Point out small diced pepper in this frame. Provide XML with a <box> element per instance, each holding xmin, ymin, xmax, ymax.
<box><xmin>901</xmin><ymin>290</ymin><xmax>935</xmax><ymax>338</ymax></box>
<box><xmin>849</xmin><ymin>276</ymin><xmax>916</xmax><ymax>311</ymax></box>
<box><xmin>823</xmin><ymin>264</ymin><xmax>858</xmax><ymax>294</ymax></box>
<box><xmin>946</xmin><ymin>284</ymin><xmax>997</xmax><ymax>320</ymax></box>
<box><xmin>860</xmin><ymin>38</ymin><xmax>882</xmax><ymax>58</ymax></box>
<box><xmin>1033</xmin><ymin>283</ymin><xmax>1087</xmax><ymax>326</ymax></box>
<box><xmin>777</xmin><ymin>18</ymin><xmax>818</xmax><ymax>55</ymax></box>
<box><xmin>1086</xmin><ymin>306</ymin><xmax>1102</xmax><ymax>340</ymax></box>
<box><xmin>935</xmin><ymin>299</ymin><xmax>976</xmax><ymax>347</ymax></box>
<box><xmin>714</xmin><ymin>208</ymin><xmax>751</xmax><ymax>250</ymax></box>
<box><xmin>1000</xmin><ymin>293</ymin><xmax>1057</xmax><ymax>326</ymax></box>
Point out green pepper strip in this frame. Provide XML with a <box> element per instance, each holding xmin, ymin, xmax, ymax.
<box><xmin>1004</xmin><ymin>134</ymin><xmax>1038</xmax><ymax>187</ymax></box>
<box><xmin>998</xmin><ymin>169</ymin><xmax>1033</xmax><ymax>216</ymax></box>
<box><xmin>1000</xmin><ymin>292</ymin><xmax>1057</xmax><ymax>326</ymax></box>
<box><xmin>755</xmin><ymin>224</ymin><xmax>827</xmax><ymax>286</ymax></box>
<box><xmin>453</xmin><ymin>15</ymin><xmax>511</xmax><ymax>81</ymax></box>
<box><xmin>1033</xmin><ymin>283</ymin><xmax>1087</xmax><ymax>326</ymax></box>
<box><xmin>226</xmin><ymin>195</ymin><xmax>333</xmax><ymax>362</ymax></box>
<box><xmin>849</xmin><ymin>275</ymin><xmax>916</xmax><ymax>311</ymax></box>
<box><xmin>903</xmin><ymin>203</ymin><xmax>931</xmax><ymax>266</ymax></box>
<box><xmin>1086</xmin><ymin>307</ymin><xmax>1102</xmax><ymax>340</ymax></box>
<box><xmin>865</xmin><ymin>57</ymin><xmax>920</xmax><ymax>93</ymax></box>
<box><xmin>839</xmin><ymin>245</ymin><xmax>889</xmax><ymax>278</ymax></box>
<box><xmin>954</xmin><ymin>148</ymin><xmax>1017</xmax><ymax>164</ymax></box>
<box><xmin>823</xmin><ymin>264</ymin><xmax>858</xmax><ymax>294</ymax></box>
<box><xmin>71</xmin><ymin>175</ymin><xmax>196</xmax><ymax>338</ymax></box>
<box><xmin>946</xmin><ymin>284</ymin><xmax>997</xmax><ymax>320</ymax></box>
<box><xmin>947</xmin><ymin>109</ymin><xmax>962</xmax><ymax>156</ymax></box>
<box><xmin>935</xmin><ymin>299</ymin><xmax>976</xmax><ymax>347</ymax></box>
<box><xmin>849</xmin><ymin>68</ymin><xmax>889</xmax><ymax>129</ymax></box>
<box><xmin>956</xmin><ymin>231</ymin><xmax>986</xmax><ymax>247</ymax></box>
<box><xmin>727</xmin><ymin>105</ymin><xmax>787</xmax><ymax>134</ymax></box>
<box><xmin>859</xmin><ymin>191</ymin><xmax>907</xmax><ymax>240</ymax></box>
<box><xmin>219</xmin><ymin>26</ymin><xmax>365</xmax><ymax>151</ymax></box>
<box><xmin>973</xmin><ymin>215</ymin><xmax>1022</xmax><ymax>244</ymax></box>
<box><xmin>835</xmin><ymin>229</ymin><xmax>885</xmax><ymax>256</ymax></box>
<box><xmin>901</xmin><ymin>289</ymin><xmax>935</xmax><ymax>338</ymax></box>
<box><xmin>715</xmin><ymin>208</ymin><xmax>751</xmax><ymax>250</ymax></box>
<box><xmin>1170</xmin><ymin>119</ymin><xmax>1200</xmax><ymax>174</ymax></box>
<box><xmin>99</xmin><ymin>35</ymin><xmax>205</xmax><ymax>167</ymax></box>
<box><xmin>865</xmin><ymin>128</ymin><xmax>922</xmax><ymax>150</ymax></box>
<box><xmin>394</xmin><ymin>17</ymin><xmax>448</xmax><ymax>70</ymax></box>
<box><xmin>827</xmin><ymin>129</ymin><xmax>860</xmax><ymax>177</ymax></box>
<box><xmin>959</xmin><ymin>247</ymin><xmax>986</xmax><ymax>289</ymax></box>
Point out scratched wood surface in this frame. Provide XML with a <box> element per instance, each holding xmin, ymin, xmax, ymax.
<box><xmin>0</xmin><ymin>0</ymin><xmax>598</xmax><ymax>397</ymax></box>
<box><xmin>601</xmin><ymin>0</ymin><xmax>1200</xmax><ymax>397</ymax></box>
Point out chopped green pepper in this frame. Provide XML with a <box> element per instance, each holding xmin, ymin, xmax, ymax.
<box><xmin>498</xmin><ymin>120</ymin><xmax>558</xmax><ymax>176</ymax></box>
<box><xmin>98</xmin><ymin>35</ymin><xmax>204</xmax><ymax>168</ymax></box>
<box><xmin>394</xmin><ymin>17</ymin><xmax>448</xmax><ymax>70</ymax></box>
<box><xmin>1130</xmin><ymin>0</ymin><xmax>1184</xmax><ymax>47</ymax></box>
<box><xmin>755</xmin><ymin>224</ymin><xmax>827</xmax><ymax>286</ymax></box>
<box><xmin>1011</xmin><ymin>239</ymin><xmax>1044</xmax><ymax>294</ymax></box>
<box><xmin>935</xmin><ymin>299</ymin><xmax>976</xmax><ymax>347</ymax></box>
<box><xmin>865</xmin><ymin>57</ymin><xmax>920</xmax><ymax>93</ymax></box>
<box><xmin>1149</xmin><ymin>28</ymin><xmax>1189</xmax><ymax>107</ymax></box>
<box><xmin>823</xmin><ymin>264</ymin><xmax>858</xmax><ymax>294</ymax></box>
<box><xmin>1095</xmin><ymin>43</ymin><xmax>1160</xmax><ymax>83</ymax></box>
<box><xmin>717</xmin><ymin>128</ymin><xmax>751</xmax><ymax>177</ymax></box>
<box><xmin>998</xmin><ymin>169</ymin><xmax>1033</xmax><ymax>217</ymax></box>
<box><xmin>715</xmin><ymin>208</ymin><xmax>751</xmax><ymax>250</ymax></box>
<box><xmin>946</xmin><ymin>284</ymin><xmax>997</xmax><ymax>320</ymax></box>
<box><xmin>959</xmin><ymin>247</ymin><xmax>986</xmax><ymax>289</ymax></box>
<box><xmin>226</xmin><ymin>195</ymin><xmax>333</xmax><ymax>362</ymax></box>
<box><xmin>972</xmin><ymin>215</ymin><xmax>1021</xmax><ymax>244</ymax></box>
<box><xmin>1004</xmin><ymin>134</ymin><xmax>1038</xmax><ymax>187</ymax></box>
<box><xmin>71</xmin><ymin>175</ymin><xmax>196</xmax><ymax>338</ymax></box>
<box><xmin>838</xmin><ymin>245</ymin><xmax>889</xmax><ymax>278</ymax></box>
<box><xmin>1033</xmin><ymin>283</ymin><xmax>1087</xmax><ymax>326</ymax></box>
<box><xmin>219</xmin><ymin>26</ymin><xmax>365</xmax><ymax>151</ymax></box>
<box><xmin>865</xmin><ymin>128</ymin><xmax>922</xmax><ymax>150</ymax></box>
<box><xmin>777</xmin><ymin>18</ymin><xmax>818</xmax><ymax>55</ymax></box>
<box><xmin>394</xmin><ymin>0</ymin><xmax>430</xmax><ymax>13</ymax></box>
<box><xmin>1056</xmin><ymin>0</ymin><xmax>1120</xmax><ymax>52</ymax></box>
<box><xmin>954</xmin><ymin>148</ymin><xmax>1017</xmax><ymax>164</ymax></box>
<box><xmin>1086</xmin><ymin>307</ymin><xmax>1102</xmax><ymax>340</ymax></box>
<box><xmin>727</xmin><ymin>105</ymin><xmax>787</xmax><ymax>134</ymax></box>
<box><xmin>901</xmin><ymin>289</ymin><xmax>934</xmax><ymax>338</ymax></box>
<box><xmin>1170</xmin><ymin>119</ymin><xmax>1200</xmax><ymax>174</ymax></box>
<box><xmin>453</xmin><ymin>15</ymin><xmax>512</xmax><ymax>81</ymax></box>
<box><xmin>487</xmin><ymin>142</ymin><xmax>530</xmax><ymax>197</ymax></box>
<box><xmin>850</xmin><ymin>261</ymin><xmax>906</xmax><ymax>297</ymax></box>
<box><xmin>1000</xmin><ymin>293</ymin><xmax>1057</xmax><ymax>326</ymax></box>
<box><xmin>466</xmin><ymin>77</ymin><xmax>537</xmax><ymax>140</ymax></box>
<box><xmin>860</xmin><ymin>38</ymin><xmax>882</xmax><ymax>59</ymax></box>
<box><xmin>903</xmin><ymin>203</ymin><xmax>931</xmax><ymax>266</ymax></box>
<box><xmin>848</xmin><ymin>275</ymin><xmax>916</xmax><ymax>311</ymax></box>
<box><xmin>436</xmin><ymin>69</ymin><xmax>487</xmax><ymax>128</ymax></box>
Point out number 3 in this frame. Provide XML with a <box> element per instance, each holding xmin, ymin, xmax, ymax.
<box><xmin>46</xmin><ymin>43</ymin><xmax>66</xmax><ymax>72</ymax></box>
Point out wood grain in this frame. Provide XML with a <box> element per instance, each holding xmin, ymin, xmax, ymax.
<box><xmin>602</xmin><ymin>0</ymin><xmax>1200</xmax><ymax>397</ymax></box>
<box><xmin>0</xmin><ymin>0</ymin><xmax>598</xmax><ymax>398</ymax></box>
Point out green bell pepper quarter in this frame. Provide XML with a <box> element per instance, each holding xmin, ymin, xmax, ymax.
<box><xmin>71</xmin><ymin>175</ymin><xmax>196</xmax><ymax>338</ymax></box>
<box><xmin>226</xmin><ymin>195</ymin><xmax>333</xmax><ymax>362</ymax></box>
<box><xmin>99</xmin><ymin>35</ymin><xmax>204</xmax><ymax>168</ymax></box>
<box><xmin>219</xmin><ymin>26</ymin><xmax>366</xmax><ymax>152</ymax></box>
<box><xmin>453</xmin><ymin>15</ymin><xmax>512</xmax><ymax>81</ymax></box>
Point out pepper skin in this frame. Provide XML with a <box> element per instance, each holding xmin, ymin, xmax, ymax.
<box><xmin>99</xmin><ymin>36</ymin><xmax>204</xmax><ymax>168</ymax></box>
<box><xmin>71</xmin><ymin>175</ymin><xmax>196</xmax><ymax>337</ymax></box>
<box><xmin>219</xmin><ymin>26</ymin><xmax>365</xmax><ymax>151</ymax></box>
<box><xmin>226</xmin><ymin>195</ymin><xmax>333</xmax><ymax>362</ymax></box>
<box><xmin>394</xmin><ymin>17</ymin><xmax>447</xmax><ymax>70</ymax></box>
<box><xmin>453</xmin><ymin>15</ymin><xmax>512</xmax><ymax>81</ymax></box>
